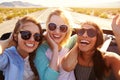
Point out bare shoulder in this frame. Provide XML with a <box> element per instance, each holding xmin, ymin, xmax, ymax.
<box><xmin>104</xmin><ymin>51</ymin><xmax>120</xmax><ymax>58</ymax></box>
<box><xmin>104</xmin><ymin>51</ymin><xmax>120</xmax><ymax>65</ymax></box>
<box><xmin>104</xmin><ymin>52</ymin><xmax>120</xmax><ymax>80</ymax></box>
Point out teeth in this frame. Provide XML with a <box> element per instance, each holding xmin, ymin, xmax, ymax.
<box><xmin>81</xmin><ymin>40</ymin><xmax>89</xmax><ymax>43</ymax></box>
<box><xmin>26</xmin><ymin>43</ymin><xmax>34</xmax><ymax>47</ymax></box>
<box><xmin>80</xmin><ymin>40</ymin><xmax>90</xmax><ymax>44</ymax></box>
<box><xmin>53</xmin><ymin>35</ymin><xmax>60</xmax><ymax>38</ymax></box>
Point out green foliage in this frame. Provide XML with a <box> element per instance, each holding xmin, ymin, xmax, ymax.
<box><xmin>0</xmin><ymin>17</ymin><xmax>3</xmax><ymax>23</ymax></box>
<box><xmin>0</xmin><ymin>8</ymin><xmax>45</xmax><ymax>23</ymax></box>
<box><xmin>71</xmin><ymin>8</ymin><xmax>120</xmax><ymax>19</ymax></box>
<box><xmin>99</xmin><ymin>13</ymin><xmax>108</xmax><ymax>18</ymax></box>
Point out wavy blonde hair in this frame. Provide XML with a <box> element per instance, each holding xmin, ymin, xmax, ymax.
<box><xmin>46</xmin><ymin>8</ymin><xmax>73</xmax><ymax>46</ymax></box>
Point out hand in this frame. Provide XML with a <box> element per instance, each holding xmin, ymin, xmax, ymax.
<box><xmin>0</xmin><ymin>33</ymin><xmax>12</xmax><ymax>54</ymax></box>
<box><xmin>43</xmin><ymin>31</ymin><xmax>58</xmax><ymax>50</ymax></box>
<box><xmin>0</xmin><ymin>32</ymin><xmax>18</xmax><ymax>54</ymax></box>
<box><xmin>112</xmin><ymin>15</ymin><xmax>120</xmax><ymax>52</ymax></box>
<box><xmin>43</xmin><ymin>31</ymin><xmax>59</xmax><ymax>71</ymax></box>
<box><xmin>112</xmin><ymin>15</ymin><xmax>120</xmax><ymax>36</ymax></box>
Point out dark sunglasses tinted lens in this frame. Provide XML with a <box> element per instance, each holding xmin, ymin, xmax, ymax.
<box><xmin>20</xmin><ymin>31</ymin><xmax>31</xmax><ymax>40</ymax></box>
<box><xmin>34</xmin><ymin>33</ymin><xmax>42</xmax><ymax>42</ymax></box>
<box><xmin>20</xmin><ymin>31</ymin><xmax>42</xmax><ymax>42</ymax></box>
<box><xmin>87</xmin><ymin>29</ymin><xmax>97</xmax><ymax>37</ymax></box>
<box><xmin>48</xmin><ymin>23</ymin><xmax>56</xmax><ymax>31</ymax></box>
<box><xmin>60</xmin><ymin>25</ymin><xmax>68</xmax><ymax>32</ymax></box>
<box><xmin>77</xmin><ymin>29</ymin><xmax>85</xmax><ymax>36</ymax></box>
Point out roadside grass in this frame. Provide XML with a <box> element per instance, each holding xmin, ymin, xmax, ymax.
<box><xmin>0</xmin><ymin>7</ymin><xmax>119</xmax><ymax>23</ymax></box>
<box><xmin>71</xmin><ymin>8</ymin><xmax>120</xmax><ymax>19</ymax></box>
<box><xmin>0</xmin><ymin>8</ymin><xmax>45</xmax><ymax>23</ymax></box>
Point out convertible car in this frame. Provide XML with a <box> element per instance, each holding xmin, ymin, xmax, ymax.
<box><xmin>0</xmin><ymin>27</ymin><xmax>119</xmax><ymax>80</ymax></box>
<box><xmin>0</xmin><ymin>8</ymin><xmax>119</xmax><ymax>80</ymax></box>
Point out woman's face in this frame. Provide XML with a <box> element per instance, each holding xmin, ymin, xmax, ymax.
<box><xmin>77</xmin><ymin>24</ymin><xmax>97</xmax><ymax>53</ymax></box>
<box><xmin>17</xmin><ymin>22</ymin><xmax>41</xmax><ymax>55</ymax></box>
<box><xmin>47</xmin><ymin>15</ymin><xmax>68</xmax><ymax>44</ymax></box>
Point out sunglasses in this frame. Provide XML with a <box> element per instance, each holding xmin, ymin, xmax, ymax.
<box><xmin>20</xmin><ymin>31</ymin><xmax>42</xmax><ymax>42</ymax></box>
<box><xmin>76</xmin><ymin>28</ymin><xmax>97</xmax><ymax>38</ymax></box>
<box><xmin>48</xmin><ymin>23</ymin><xmax>68</xmax><ymax>33</ymax></box>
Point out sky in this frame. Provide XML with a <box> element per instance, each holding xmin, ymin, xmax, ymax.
<box><xmin>0</xmin><ymin>0</ymin><xmax>120</xmax><ymax>7</ymax></box>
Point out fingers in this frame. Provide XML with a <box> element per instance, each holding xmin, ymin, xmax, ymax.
<box><xmin>43</xmin><ymin>31</ymin><xmax>47</xmax><ymax>37</ymax></box>
<box><xmin>43</xmin><ymin>31</ymin><xmax>54</xmax><ymax>44</ymax></box>
<box><xmin>43</xmin><ymin>31</ymin><xmax>51</xmax><ymax>40</ymax></box>
<box><xmin>112</xmin><ymin>15</ymin><xmax>120</xmax><ymax>30</ymax></box>
<box><xmin>112</xmin><ymin>15</ymin><xmax>119</xmax><ymax>27</ymax></box>
<box><xmin>117</xmin><ymin>15</ymin><xmax>120</xmax><ymax>26</ymax></box>
<box><xmin>0</xmin><ymin>45</ymin><xmax>3</xmax><ymax>54</ymax></box>
<box><xmin>44</xmin><ymin>31</ymin><xmax>52</xmax><ymax>41</ymax></box>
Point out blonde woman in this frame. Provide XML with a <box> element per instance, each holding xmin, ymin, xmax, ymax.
<box><xmin>34</xmin><ymin>8</ymin><xmax>75</xmax><ymax>80</ymax></box>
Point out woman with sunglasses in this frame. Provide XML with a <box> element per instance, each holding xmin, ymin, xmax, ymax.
<box><xmin>62</xmin><ymin>21</ymin><xmax>120</xmax><ymax>80</ymax></box>
<box><xmin>34</xmin><ymin>8</ymin><xmax>75</xmax><ymax>80</ymax></box>
<box><xmin>0</xmin><ymin>16</ymin><xmax>43</xmax><ymax>80</ymax></box>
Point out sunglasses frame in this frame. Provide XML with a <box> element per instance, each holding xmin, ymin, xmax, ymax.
<box><xmin>76</xmin><ymin>28</ymin><xmax>97</xmax><ymax>38</ymax></box>
<box><xmin>19</xmin><ymin>31</ymin><xmax>42</xmax><ymax>42</ymax></box>
<box><xmin>48</xmin><ymin>23</ymin><xmax>68</xmax><ymax>33</ymax></box>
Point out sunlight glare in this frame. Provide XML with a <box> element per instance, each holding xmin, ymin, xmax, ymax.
<box><xmin>0</xmin><ymin>45</ymin><xmax>2</xmax><ymax>54</ymax></box>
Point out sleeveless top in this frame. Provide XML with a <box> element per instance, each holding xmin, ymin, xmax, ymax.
<box><xmin>74</xmin><ymin>63</ymin><xmax>115</xmax><ymax>80</ymax></box>
<box><xmin>74</xmin><ymin>63</ymin><xmax>97</xmax><ymax>80</ymax></box>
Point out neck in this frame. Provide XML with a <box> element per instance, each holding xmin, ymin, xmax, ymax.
<box><xmin>81</xmin><ymin>55</ymin><xmax>92</xmax><ymax>64</ymax></box>
<box><xmin>81</xmin><ymin>50</ymin><xmax>94</xmax><ymax>59</ymax></box>
<box><xmin>17</xmin><ymin>47</ymin><xmax>29</xmax><ymax>59</ymax></box>
<box><xmin>20</xmin><ymin>52</ymin><xmax>29</xmax><ymax>58</ymax></box>
<box><xmin>78</xmin><ymin>50</ymin><xmax>95</xmax><ymax>66</ymax></box>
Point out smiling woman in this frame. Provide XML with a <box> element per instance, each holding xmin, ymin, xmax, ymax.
<box><xmin>62</xmin><ymin>21</ymin><xmax>120</xmax><ymax>80</ymax></box>
<box><xmin>0</xmin><ymin>16</ymin><xmax>43</xmax><ymax>80</ymax></box>
<box><xmin>34</xmin><ymin>8</ymin><xmax>75</xmax><ymax>80</ymax></box>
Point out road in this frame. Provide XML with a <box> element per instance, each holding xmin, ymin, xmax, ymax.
<box><xmin>0</xmin><ymin>8</ymin><xmax>113</xmax><ymax>37</ymax></box>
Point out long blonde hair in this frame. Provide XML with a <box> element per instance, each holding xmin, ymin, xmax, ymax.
<box><xmin>46</xmin><ymin>8</ymin><xmax>73</xmax><ymax>46</ymax></box>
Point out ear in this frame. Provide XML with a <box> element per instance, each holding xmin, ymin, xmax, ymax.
<box><xmin>13</xmin><ymin>34</ymin><xmax>18</xmax><ymax>42</ymax></box>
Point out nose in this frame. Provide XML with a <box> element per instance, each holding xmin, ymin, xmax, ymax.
<box><xmin>82</xmin><ymin>31</ymin><xmax>88</xmax><ymax>37</ymax></box>
<box><xmin>54</xmin><ymin>27</ymin><xmax>60</xmax><ymax>33</ymax></box>
<box><xmin>29</xmin><ymin>35</ymin><xmax>35</xmax><ymax>41</ymax></box>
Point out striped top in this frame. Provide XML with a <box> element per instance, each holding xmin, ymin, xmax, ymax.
<box><xmin>74</xmin><ymin>63</ymin><xmax>112</xmax><ymax>80</ymax></box>
<box><xmin>74</xmin><ymin>63</ymin><xmax>97</xmax><ymax>80</ymax></box>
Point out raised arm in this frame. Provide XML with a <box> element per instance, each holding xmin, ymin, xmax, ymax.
<box><xmin>0</xmin><ymin>39</ymin><xmax>11</xmax><ymax>54</ymax></box>
<box><xmin>105</xmin><ymin>52</ymin><xmax>120</xmax><ymax>80</ymax></box>
<box><xmin>34</xmin><ymin>32</ymin><xmax>60</xmax><ymax>80</ymax></box>
<box><xmin>62</xmin><ymin>43</ymin><xmax>79</xmax><ymax>72</ymax></box>
<box><xmin>0</xmin><ymin>32</ymin><xmax>15</xmax><ymax>54</ymax></box>
<box><xmin>111</xmin><ymin>15</ymin><xmax>120</xmax><ymax>51</ymax></box>
<box><xmin>34</xmin><ymin>43</ymin><xmax>59</xmax><ymax>80</ymax></box>
<box><xmin>43</xmin><ymin>31</ymin><xmax>59</xmax><ymax>71</ymax></box>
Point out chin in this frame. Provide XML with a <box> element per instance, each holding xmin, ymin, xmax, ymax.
<box><xmin>27</xmin><ymin>49</ymin><xmax>35</xmax><ymax>53</ymax></box>
<box><xmin>79</xmin><ymin>49</ymin><xmax>88</xmax><ymax>52</ymax></box>
<box><xmin>54</xmin><ymin>40</ymin><xmax>61</xmax><ymax>44</ymax></box>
